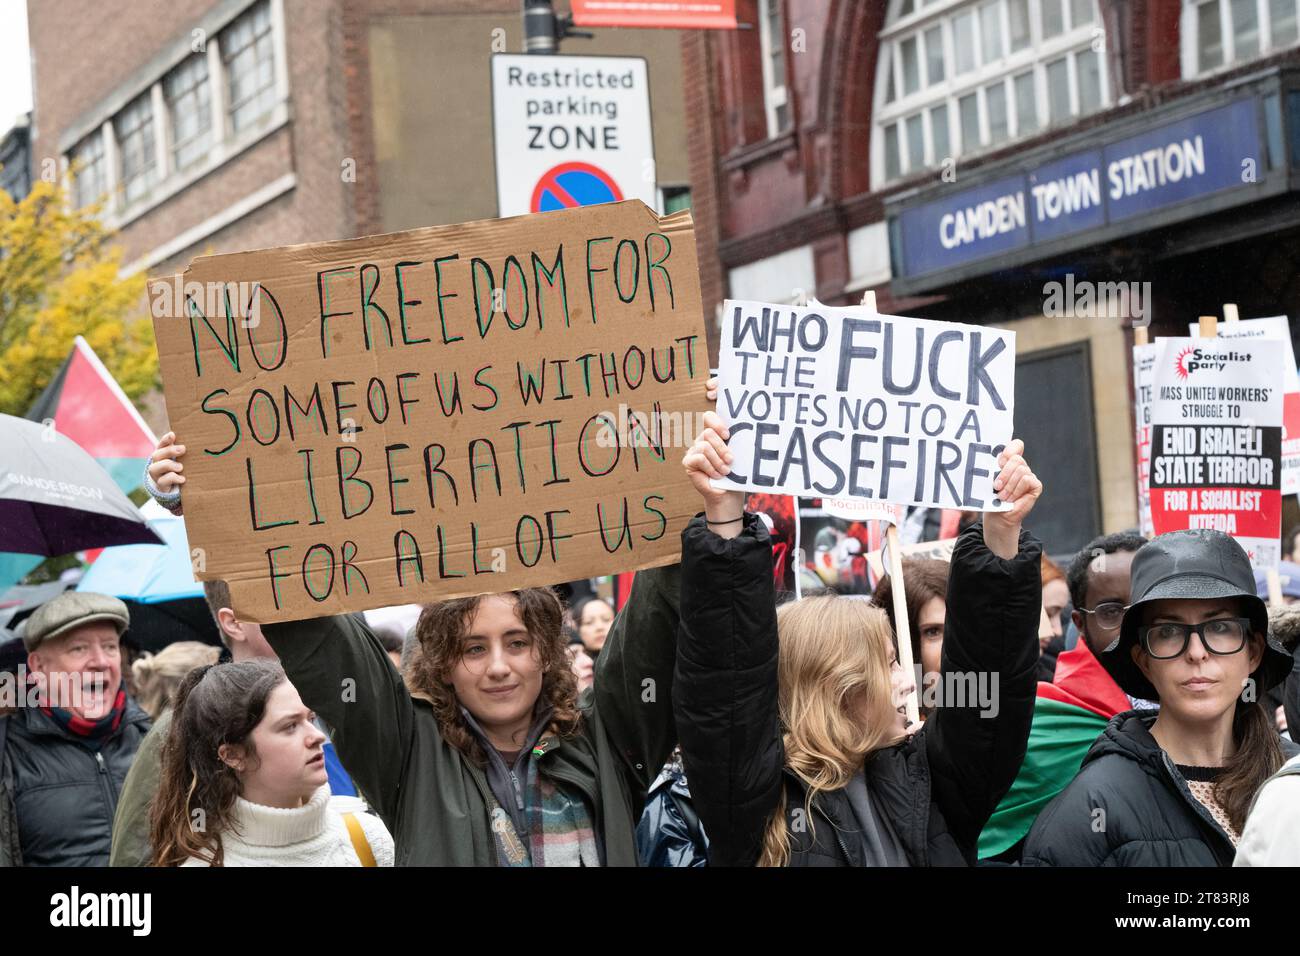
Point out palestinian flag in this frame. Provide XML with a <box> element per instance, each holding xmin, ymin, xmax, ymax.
<box><xmin>977</xmin><ymin>640</ymin><xmax>1131</xmax><ymax>859</ymax></box>
<box><xmin>26</xmin><ymin>336</ymin><xmax>157</xmax><ymax>490</ymax></box>
<box><xmin>0</xmin><ymin>338</ymin><xmax>156</xmax><ymax>592</ymax></box>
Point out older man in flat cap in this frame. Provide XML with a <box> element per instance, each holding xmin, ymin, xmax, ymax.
<box><xmin>0</xmin><ymin>592</ymin><xmax>150</xmax><ymax>866</ymax></box>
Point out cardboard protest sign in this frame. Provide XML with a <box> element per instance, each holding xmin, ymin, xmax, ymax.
<box><xmin>1149</xmin><ymin>337</ymin><xmax>1282</xmax><ymax>569</ymax></box>
<box><xmin>150</xmin><ymin>201</ymin><xmax>706</xmax><ymax>622</ymax></box>
<box><xmin>1133</xmin><ymin>342</ymin><xmax>1156</xmax><ymax>537</ymax></box>
<box><xmin>713</xmin><ymin>301</ymin><xmax>1016</xmax><ymax>510</ymax></box>
<box><xmin>1188</xmin><ymin>317</ymin><xmax>1300</xmax><ymax>495</ymax></box>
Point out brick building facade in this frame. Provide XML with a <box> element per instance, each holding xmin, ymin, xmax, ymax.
<box><xmin>682</xmin><ymin>0</ymin><xmax>1300</xmax><ymax>551</ymax></box>
<box><xmin>26</xmin><ymin>0</ymin><xmax>689</xmax><ymax>282</ymax></box>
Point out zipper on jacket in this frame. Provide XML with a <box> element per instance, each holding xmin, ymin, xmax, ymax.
<box><xmin>830</xmin><ymin>813</ymin><xmax>852</xmax><ymax>864</ymax></box>
<box><xmin>1158</xmin><ymin>752</ymin><xmax>1236</xmax><ymax>855</ymax></box>
<box><xmin>93</xmin><ymin>749</ymin><xmax>117</xmax><ymax>813</ymax></box>
<box><xmin>810</xmin><ymin>797</ymin><xmax>854</xmax><ymax>864</ymax></box>
<box><xmin>509</xmin><ymin>768</ymin><xmax>525</xmax><ymax>811</ymax></box>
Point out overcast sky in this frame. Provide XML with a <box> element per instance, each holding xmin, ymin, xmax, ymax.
<box><xmin>0</xmin><ymin>1</ymin><xmax>32</xmax><ymax>137</ymax></box>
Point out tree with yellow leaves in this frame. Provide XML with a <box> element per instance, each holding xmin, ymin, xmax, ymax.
<box><xmin>0</xmin><ymin>178</ymin><xmax>157</xmax><ymax>416</ymax></box>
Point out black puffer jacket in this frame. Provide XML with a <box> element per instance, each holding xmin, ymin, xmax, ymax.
<box><xmin>674</xmin><ymin>516</ymin><xmax>1042</xmax><ymax>866</ymax></box>
<box><xmin>1022</xmin><ymin>710</ymin><xmax>1300</xmax><ymax>866</ymax></box>
<box><xmin>0</xmin><ymin>700</ymin><xmax>151</xmax><ymax>866</ymax></box>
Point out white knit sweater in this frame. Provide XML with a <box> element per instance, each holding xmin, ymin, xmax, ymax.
<box><xmin>182</xmin><ymin>786</ymin><xmax>394</xmax><ymax>867</ymax></box>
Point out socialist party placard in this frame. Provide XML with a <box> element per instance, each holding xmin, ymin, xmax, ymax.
<box><xmin>1187</xmin><ymin>316</ymin><xmax>1300</xmax><ymax>494</ymax></box>
<box><xmin>713</xmin><ymin>301</ymin><xmax>1015</xmax><ymax>510</ymax></box>
<box><xmin>1149</xmin><ymin>337</ymin><xmax>1282</xmax><ymax>569</ymax></box>
<box><xmin>1133</xmin><ymin>342</ymin><xmax>1156</xmax><ymax>537</ymax></box>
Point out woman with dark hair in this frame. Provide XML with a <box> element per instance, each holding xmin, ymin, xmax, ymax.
<box><xmin>871</xmin><ymin>558</ymin><xmax>949</xmax><ymax>717</ymax></box>
<box><xmin>1023</xmin><ymin>530</ymin><xmax>1299</xmax><ymax>865</ymax></box>
<box><xmin>151</xmin><ymin>660</ymin><xmax>393</xmax><ymax>867</ymax></box>
<box><xmin>571</xmin><ymin>595</ymin><xmax>615</xmax><ymax>659</ymax></box>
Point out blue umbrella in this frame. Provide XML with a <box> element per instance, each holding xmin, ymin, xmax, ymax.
<box><xmin>77</xmin><ymin>511</ymin><xmax>202</xmax><ymax>603</ymax></box>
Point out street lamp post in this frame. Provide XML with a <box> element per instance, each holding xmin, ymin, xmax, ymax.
<box><xmin>523</xmin><ymin>0</ymin><xmax>558</xmax><ymax>54</ymax></box>
<box><xmin>522</xmin><ymin>0</ymin><xmax>591</xmax><ymax>54</ymax></box>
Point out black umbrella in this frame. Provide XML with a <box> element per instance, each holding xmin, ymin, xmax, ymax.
<box><xmin>0</xmin><ymin>413</ymin><xmax>162</xmax><ymax>555</ymax></box>
<box><xmin>119</xmin><ymin>597</ymin><xmax>223</xmax><ymax>655</ymax></box>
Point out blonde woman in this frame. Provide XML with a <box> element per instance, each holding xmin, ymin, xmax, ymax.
<box><xmin>130</xmin><ymin>641</ymin><xmax>221</xmax><ymax>720</ymax></box>
<box><xmin>675</xmin><ymin>411</ymin><xmax>1044</xmax><ymax>866</ymax></box>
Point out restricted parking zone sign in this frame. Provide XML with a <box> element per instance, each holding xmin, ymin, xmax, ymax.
<box><xmin>492</xmin><ymin>54</ymin><xmax>656</xmax><ymax>218</ymax></box>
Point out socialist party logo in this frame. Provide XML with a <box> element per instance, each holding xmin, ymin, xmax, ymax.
<box><xmin>1174</xmin><ymin>346</ymin><xmax>1253</xmax><ymax>379</ymax></box>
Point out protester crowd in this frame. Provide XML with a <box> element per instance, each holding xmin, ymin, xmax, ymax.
<box><xmin>1</xmin><ymin>379</ymin><xmax>1298</xmax><ymax>868</ymax></box>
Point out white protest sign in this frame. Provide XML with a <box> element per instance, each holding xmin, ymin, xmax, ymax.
<box><xmin>1149</xmin><ymin>337</ymin><xmax>1283</xmax><ymax>570</ymax></box>
<box><xmin>1188</xmin><ymin>316</ymin><xmax>1300</xmax><ymax>495</ymax></box>
<box><xmin>714</xmin><ymin>300</ymin><xmax>1016</xmax><ymax>510</ymax></box>
<box><xmin>1133</xmin><ymin>342</ymin><xmax>1156</xmax><ymax>537</ymax></box>
<box><xmin>491</xmin><ymin>54</ymin><xmax>656</xmax><ymax>219</ymax></box>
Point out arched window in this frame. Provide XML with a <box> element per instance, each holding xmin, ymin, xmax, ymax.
<box><xmin>1181</xmin><ymin>0</ymin><xmax>1300</xmax><ymax>77</ymax></box>
<box><xmin>873</xmin><ymin>0</ymin><xmax>1108</xmax><ymax>188</ymax></box>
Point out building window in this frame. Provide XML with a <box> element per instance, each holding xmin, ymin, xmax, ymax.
<box><xmin>115</xmin><ymin>93</ymin><xmax>158</xmax><ymax>206</ymax></box>
<box><xmin>875</xmin><ymin>0</ymin><xmax>1109</xmax><ymax>185</ymax></box>
<box><xmin>1184</xmin><ymin>0</ymin><xmax>1300</xmax><ymax>76</ymax></box>
<box><xmin>661</xmin><ymin>185</ymin><xmax>692</xmax><ymax>214</ymax></box>
<box><xmin>165</xmin><ymin>55</ymin><xmax>212</xmax><ymax>172</ymax></box>
<box><xmin>1013</xmin><ymin>70</ymin><xmax>1038</xmax><ymax>134</ymax></box>
<box><xmin>70</xmin><ymin>132</ymin><xmax>107</xmax><ymax>209</ymax></box>
<box><xmin>223</xmin><ymin>0</ymin><xmax>277</xmax><ymax>133</ymax></box>
<box><xmin>61</xmin><ymin>0</ymin><xmax>289</xmax><ymax>227</ymax></box>
<box><xmin>758</xmin><ymin>0</ymin><xmax>791</xmax><ymax>137</ymax></box>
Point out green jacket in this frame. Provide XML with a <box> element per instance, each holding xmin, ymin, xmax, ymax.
<box><xmin>262</xmin><ymin>565</ymin><xmax>680</xmax><ymax>866</ymax></box>
<box><xmin>109</xmin><ymin>708</ymin><xmax>171</xmax><ymax>867</ymax></box>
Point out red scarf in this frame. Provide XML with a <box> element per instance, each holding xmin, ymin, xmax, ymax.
<box><xmin>40</xmin><ymin>688</ymin><xmax>127</xmax><ymax>743</ymax></box>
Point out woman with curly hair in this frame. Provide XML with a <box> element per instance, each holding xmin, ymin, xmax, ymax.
<box><xmin>146</xmin><ymin>408</ymin><xmax>693</xmax><ymax>866</ymax></box>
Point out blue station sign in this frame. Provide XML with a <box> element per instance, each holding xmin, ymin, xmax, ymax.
<box><xmin>892</xmin><ymin>98</ymin><xmax>1263</xmax><ymax>280</ymax></box>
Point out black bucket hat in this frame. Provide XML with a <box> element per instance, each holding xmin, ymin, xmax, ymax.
<box><xmin>1102</xmin><ymin>529</ymin><xmax>1293</xmax><ymax>702</ymax></box>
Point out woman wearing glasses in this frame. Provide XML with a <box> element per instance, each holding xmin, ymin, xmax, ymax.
<box><xmin>1022</xmin><ymin>529</ymin><xmax>1298</xmax><ymax>866</ymax></box>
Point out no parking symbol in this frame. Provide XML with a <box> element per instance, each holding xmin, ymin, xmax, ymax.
<box><xmin>530</xmin><ymin>162</ymin><xmax>625</xmax><ymax>213</ymax></box>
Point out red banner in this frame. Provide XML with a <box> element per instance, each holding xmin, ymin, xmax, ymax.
<box><xmin>570</xmin><ymin>0</ymin><xmax>738</xmax><ymax>29</ymax></box>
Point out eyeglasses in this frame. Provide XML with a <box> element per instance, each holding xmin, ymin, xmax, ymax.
<box><xmin>1139</xmin><ymin>618</ymin><xmax>1251</xmax><ymax>660</ymax></box>
<box><xmin>1078</xmin><ymin>602</ymin><xmax>1130</xmax><ymax>630</ymax></box>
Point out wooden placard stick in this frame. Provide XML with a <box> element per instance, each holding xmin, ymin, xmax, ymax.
<box><xmin>858</xmin><ymin>288</ymin><xmax>920</xmax><ymax>725</ymax></box>
<box><xmin>884</xmin><ymin>522</ymin><xmax>921</xmax><ymax>726</ymax></box>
